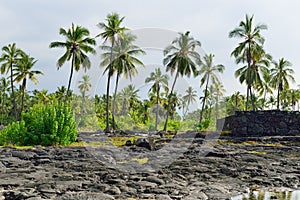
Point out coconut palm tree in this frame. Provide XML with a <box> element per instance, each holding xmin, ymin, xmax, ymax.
<box><xmin>182</xmin><ymin>86</ymin><xmax>197</xmax><ymax>119</ymax></box>
<box><xmin>145</xmin><ymin>68</ymin><xmax>169</xmax><ymax>131</ymax></box>
<box><xmin>78</xmin><ymin>74</ymin><xmax>92</xmax><ymax>114</ymax></box>
<box><xmin>97</xmin><ymin>12</ymin><xmax>126</xmax><ymax>133</ymax></box>
<box><xmin>198</xmin><ymin>53</ymin><xmax>224</xmax><ymax>123</ymax></box>
<box><xmin>212</xmin><ymin>80</ymin><xmax>226</xmax><ymax>120</ymax></box>
<box><xmin>0</xmin><ymin>43</ymin><xmax>23</xmax><ymax>120</ymax></box>
<box><xmin>163</xmin><ymin>31</ymin><xmax>201</xmax><ymax>131</ymax></box>
<box><xmin>270</xmin><ymin>58</ymin><xmax>295</xmax><ymax>110</ymax></box>
<box><xmin>101</xmin><ymin>32</ymin><xmax>145</xmax><ymax>130</ymax></box>
<box><xmin>14</xmin><ymin>52</ymin><xmax>43</xmax><ymax>116</ymax></box>
<box><xmin>0</xmin><ymin>77</ymin><xmax>10</xmax><ymax>125</ymax></box>
<box><xmin>229</xmin><ymin>14</ymin><xmax>267</xmax><ymax>110</ymax></box>
<box><xmin>49</xmin><ymin>23</ymin><xmax>96</xmax><ymax>102</ymax></box>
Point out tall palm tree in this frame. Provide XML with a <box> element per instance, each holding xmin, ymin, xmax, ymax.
<box><xmin>97</xmin><ymin>12</ymin><xmax>126</xmax><ymax>133</ymax></box>
<box><xmin>14</xmin><ymin>52</ymin><xmax>43</xmax><ymax>116</ymax></box>
<box><xmin>0</xmin><ymin>43</ymin><xmax>22</xmax><ymax>120</ymax></box>
<box><xmin>101</xmin><ymin>32</ymin><xmax>145</xmax><ymax>130</ymax></box>
<box><xmin>78</xmin><ymin>74</ymin><xmax>92</xmax><ymax>114</ymax></box>
<box><xmin>163</xmin><ymin>31</ymin><xmax>201</xmax><ymax>131</ymax></box>
<box><xmin>212</xmin><ymin>80</ymin><xmax>226</xmax><ymax>120</ymax></box>
<box><xmin>198</xmin><ymin>53</ymin><xmax>224</xmax><ymax>123</ymax></box>
<box><xmin>0</xmin><ymin>77</ymin><xmax>10</xmax><ymax>125</ymax></box>
<box><xmin>229</xmin><ymin>14</ymin><xmax>267</xmax><ymax>110</ymax></box>
<box><xmin>49</xmin><ymin>23</ymin><xmax>96</xmax><ymax>102</ymax></box>
<box><xmin>145</xmin><ymin>68</ymin><xmax>169</xmax><ymax>131</ymax></box>
<box><xmin>270</xmin><ymin>58</ymin><xmax>295</xmax><ymax>110</ymax></box>
<box><xmin>182</xmin><ymin>86</ymin><xmax>197</xmax><ymax>119</ymax></box>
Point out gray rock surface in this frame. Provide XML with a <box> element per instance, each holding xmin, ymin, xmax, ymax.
<box><xmin>0</xmin><ymin>133</ymin><xmax>299</xmax><ymax>199</ymax></box>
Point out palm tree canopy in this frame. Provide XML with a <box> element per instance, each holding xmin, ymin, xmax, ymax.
<box><xmin>163</xmin><ymin>31</ymin><xmax>201</xmax><ymax>78</ymax></box>
<box><xmin>0</xmin><ymin>43</ymin><xmax>22</xmax><ymax>74</ymax></box>
<box><xmin>97</xmin><ymin>12</ymin><xmax>127</xmax><ymax>43</ymax></box>
<box><xmin>199</xmin><ymin>53</ymin><xmax>225</xmax><ymax>87</ymax></box>
<box><xmin>182</xmin><ymin>86</ymin><xmax>197</xmax><ymax>106</ymax></box>
<box><xmin>101</xmin><ymin>32</ymin><xmax>145</xmax><ymax>79</ymax></box>
<box><xmin>270</xmin><ymin>58</ymin><xmax>295</xmax><ymax>91</ymax></box>
<box><xmin>49</xmin><ymin>23</ymin><xmax>96</xmax><ymax>71</ymax></box>
<box><xmin>145</xmin><ymin>68</ymin><xmax>169</xmax><ymax>94</ymax></box>
<box><xmin>229</xmin><ymin>14</ymin><xmax>267</xmax><ymax>61</ymax></box>
<box><xmin>13</xmin><ymin>52</ymin><xmax>43</xmax><ymax>85</ymax></box>
<box><xmin>78</xmin><ymin>74</ymin><xmax>92</xmax><ymax>95</ymax></box>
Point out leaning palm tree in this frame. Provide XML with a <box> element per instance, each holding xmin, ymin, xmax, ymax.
<box><xmin>49</xmin><ymin>23</ymin><xmax>96</xmax><ymax>102</ymax></box>
<box><xmin>198</xmin><ymin>53</ymin><xmax>224</xmax><ymax>124</ymax></box>
<box><xmin>163</xmin><ymin>31</ymin><xmax>201</xmax><ymax>131</ymax></box>
<box><xmin>270</xmin><ymin>58</ymin><xmax>295</xmax><ymax>110</ymax></box>
<box><xmin>101</xmin><ymin>32</ymin><xmax>145</xmax><ymax>130</ymax></box>
<box><xmin>145</xmin><ymin>68</ymin><xmax>169</xmax><ymax>131</ymax></box>
<box><xmin>0</xmin><ymin>43</ymin><xmax>23</xmax><ymax>121</ymax></box>
<box><xmin>14</xmin><ymin>52</ymin><xmax>43</xmax><ymax>116</ymax></box>
<box><xmin>229</xmin><ymin>14</ymin><xmax>267</xmax><ymax>110</ymax></box>
<box><xmin>97</xmin><ymin>12</ymin><xmax>126</xmax><ymax>133</ymax></box>
<box><xmin>182</xmin><ymin>86</ymin><xmax>197</xmax><ymax>119</ymax></box>
<box><xmin>78</xmin><ymin>74</ymin><xmax>92</xmax><ymax>114</ymax></box>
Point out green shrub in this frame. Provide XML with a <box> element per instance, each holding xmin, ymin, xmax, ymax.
<box><xmin>0</xmin><ymin>102</ymin><xmax>77</xmax><ymax>146</ymax></box>
<box><xmin>167</xmin><ymin>119</ymin><xmax>181</xmax><ymax>131</ymax></box>
<box><xmin>194</xmin><ymin>119</ymin><xmax>210</xmax><ymax>131</ymax></box>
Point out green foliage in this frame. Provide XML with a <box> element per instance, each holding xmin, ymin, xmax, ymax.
<box><xmin>167</xmin><ymin>119</ymin><xmax>180</xmax><ymax>131</ymax></box>
<box><xmin>194</xmin><ymin>119</ymin><xmax>210</xmax><ymax>131</ymax></box>
<box><xmin>0</xmin><ymin>102</ymin><xmax>77</xmax><ymax>146</ymax></box>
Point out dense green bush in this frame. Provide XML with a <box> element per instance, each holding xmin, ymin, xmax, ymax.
<box><xmin>0</xmin><ymin>102</ymin><xmax>77</xmax><ymax>146</ymax></box>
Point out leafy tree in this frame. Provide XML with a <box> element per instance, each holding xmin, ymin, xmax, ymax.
<box><xmin>0</xmin><ymin>43</ymin><xmax>22</xmax><ymax>120</ymax></box>
<box><xmin>145</xmin><ymin>68</ymin><xmax>169</xmax><ymax>131</ymax></box>
<box><xmin>14</xmin><ymin>52</ymin><xmax>43</xmax><ymax>117</ymax></box>
<box><xmin>270</xmin><ymin>58</ymin><xmax>295</xmax><ymax>110</ymax></box>
<box><xmin>97</xmin><ymin>12</ymin><xmax>126</xmax><ymax>133</ymax></box>
<box><xmin>229</xmin><ymin>14</ymin><xmax>267</xmax><ymax>110</ymax></box>
<box><xmin>198</xmin><ymin>53</ymin><xmax>224</xmax><ymax>123</ymax></box>
<box><xmin>49</xmin><ymin>23</ymin><xmax>96</xmax><ymax>102</ymax></box>
<box><xmin>163</xmin><ymin>31</ymin><xmax>201</xmax><ymax>131</ymax></box>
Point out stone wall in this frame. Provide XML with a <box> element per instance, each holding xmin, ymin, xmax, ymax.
<box><xmin>217</xmin><ymin>110</ymin><xmax>300</xmax><ymax>137</ymax></box>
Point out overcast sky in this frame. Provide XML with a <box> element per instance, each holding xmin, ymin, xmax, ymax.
<box><xmin>1</xmin><ymin>0</ymin><xmax>300</xmax><ymax>98</ymax></box>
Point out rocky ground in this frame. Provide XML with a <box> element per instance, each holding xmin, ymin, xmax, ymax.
<box><xmin>0</xmin><ymin>132</ymin><xmax>300</xmax><ymax>200</ymax></box>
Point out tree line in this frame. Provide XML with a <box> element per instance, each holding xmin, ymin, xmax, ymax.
<box><xmin>0</xmin><ymin>13</ymin><xmax>298</xmax><ymax>132</ymax></box>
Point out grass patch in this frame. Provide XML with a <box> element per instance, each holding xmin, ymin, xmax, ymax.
<box><xmin>132</xmin><ymin>157</ymin><xmax>148</xmax><ymax>164</ymax></box>
<box><xmin>249</xmin><ymin>150</ymin><xmax>267</xmax><ymax>155</ymax></box>
<box><xmin>109</xmin><ymin>136</ymin><xmax>139</xmax><ymax>147</ymax></box>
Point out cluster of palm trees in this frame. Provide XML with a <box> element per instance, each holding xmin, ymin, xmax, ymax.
<box><xmin>0</xmin><ymin>13</ymin><xmax>299</xmax><ymax>132</ymax></box>
<box><xmin>230</xmin><ymin>15</ymin><xmax>296</xmax><ymax>111</ymax></box>
<box><xmin>0</xmin><ymin>43</ymin><xmax>43</xmax><ymax>122</ymax></box>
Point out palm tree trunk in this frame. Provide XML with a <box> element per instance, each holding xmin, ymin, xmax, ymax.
<box><xmin>105</xmin><ymin>37</ymin><xmax>115</xmax><ymax>133</ymax></box>
<box><xmin>1</xmin><ymin>90</ymin><xmax>5</xmax><ymax>125</ymax></box>
<box><xmin>263</xmin><ymin>88</ymin><xmax>267</xmax><ymax>110</ymax></box>
<box><xmin>199</xmin><ymin>75</ymin><xmax>210</xmax><ymax>124</ymax></box>
<box><xmin>10</xmin><ymin>64</ymin><xmax>17</xmax><ymax>121</ymax></box>
<box><xmin>277</xmin><ymin>87</ymin><xmax>280</xmax><ymax>110</ymax></box>
<box><xmin>249</xmin><ymin>86</ymin><xmax>256</xmax><ymax>111</ymax></box>
<box><xmin>20</xmin><ymin>78</ymin><xmax>26</xmax><ymax>118</ymax></box>
<box><xmin>81</xmin><ymin>91</ymin><xmax>85</xmax><ymax>114</ymax></box>
<box><xmin>246</xmin><ymin>44</ymin><xmax>251</xmax><ymax>111</ymax></box>
<box><xmin>163</xmin><ymin>71</ymin><xmax>179</xmax><ymax>132</ymax></box>
<box><xmin>112</xmin><ymin>73</ymin><xmax>120</xmax><ymax>130</ymax></box>
<box><xmin>65</xmin><ymin>54</ymin><xmax>75</xmax><ymax>102</ymax></box>
<box><xmin>155</xmin><ymin>85</ymin><xmax>160</xmax><ymax>131</ymax></box>
<box><xmin>215</xmin><ymin>95</ymin><xmax>219</xmax><ymax>120</ymax></box>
